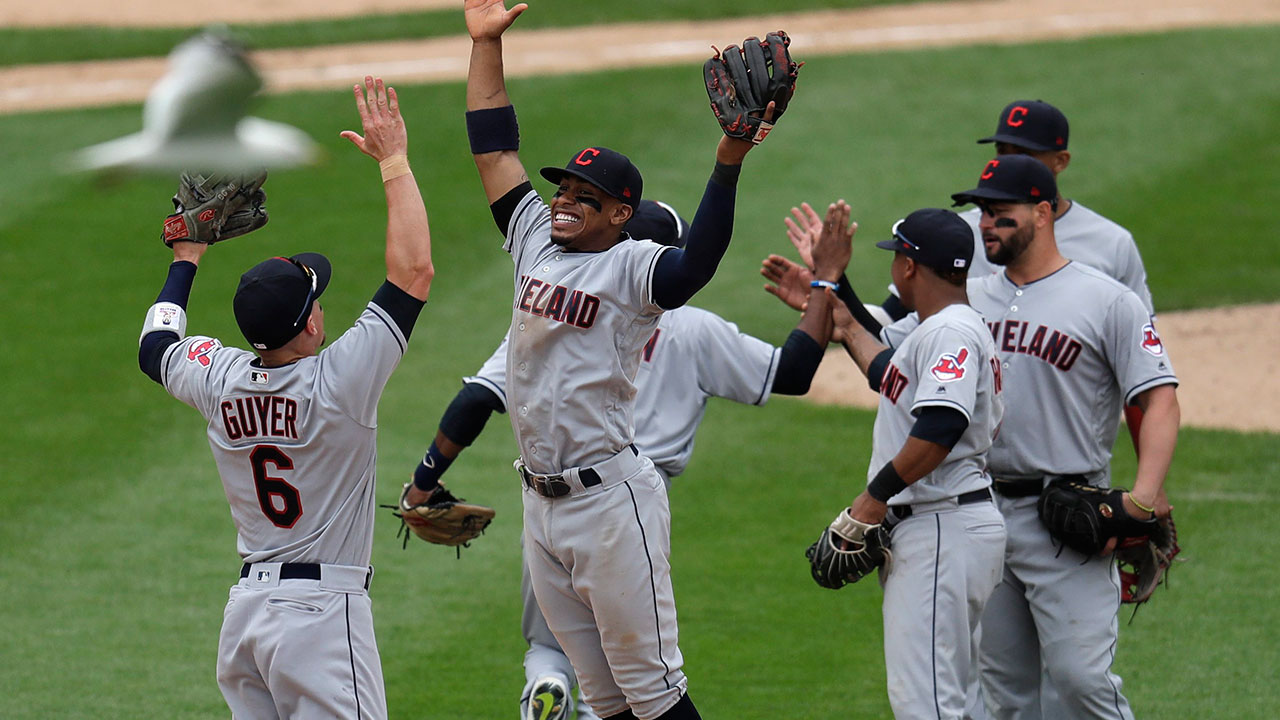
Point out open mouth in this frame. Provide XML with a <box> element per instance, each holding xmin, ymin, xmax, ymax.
<box><xmin>552</xmin><ymin>210</ymin><xmax>582</xmax><ymax>232</ymax></box>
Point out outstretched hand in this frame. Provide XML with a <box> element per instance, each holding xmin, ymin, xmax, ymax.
<box><xmin>464</xmin><ymin>0</ymin><xmax>528</xmax><ymax>41</ymax></box>
<box><xmin>340</xmin><ymin>76</ymin><xmax>407</xmax><ymax>162</ymax></box>
<box><xmin>761</xmin><ymin>254</ymin><xmax>813</xmax><ymax>312</ymax></box>
<box><xmin>784</xmin><ymin>201</ymin><xmax>823</xmax><ymax>269</ymax></box>
<box><xmin>811</xmin><ymin>200</ymin><xmax>857</xmax><ymax>283</ymax></box>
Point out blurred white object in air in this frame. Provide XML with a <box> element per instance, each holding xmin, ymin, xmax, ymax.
<box><xmin>75</xmin><ymin>32</ymin><xmax>318</xmax><ymax>173</ymax></box>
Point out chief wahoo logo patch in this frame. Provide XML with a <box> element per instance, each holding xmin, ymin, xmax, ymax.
<box><xmin>930</xmin><ymin>347</ymin><xmax>969</xmax><ymax>382</ymax></box>
<box><xmin>1140</xmin><ymin>323</ymin><xmax>1165</xmax><ymax>357</ymax></box>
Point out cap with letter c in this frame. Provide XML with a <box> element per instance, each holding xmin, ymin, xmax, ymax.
<box><xmin>950</xmin><ymin>154</ymin><xmax>1058</xmax><ymax>211</ymax></box>
<box><xmin>540</xmin><ymin>146</ymin><xmax>642</xmax><ymax>209</ymax></box>
<box><xmin>978</xmin><ymin>99</ymin><xmax>1069</xmax><ymax>152</ymax></box>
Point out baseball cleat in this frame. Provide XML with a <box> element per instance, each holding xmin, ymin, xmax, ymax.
<box><xmin>526</xmin><ymin>675</ymin><xmax>570</xmax><ymax>720</ymax></box>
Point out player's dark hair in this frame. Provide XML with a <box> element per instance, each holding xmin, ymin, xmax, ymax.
<box><xmin>922</xmin><ymin>263</ymin><xmax>968</xmax><ymax>287</ymax></box>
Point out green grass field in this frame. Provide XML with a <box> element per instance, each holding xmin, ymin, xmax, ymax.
<box><xmin>2</xmin><ymin>23</ymin><xmax>1278</xmax><ymax>719</ymax></box>
<box><xmin>0</xmin><ymin>0</ymin><xmax>923</xmax><ymax>67</ymax></box>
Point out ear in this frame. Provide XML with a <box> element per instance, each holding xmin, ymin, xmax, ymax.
<box><xmin>304</xmin><ymin>304</ymin><xmax>321</xmax><ymax>335</ymax></box>
<box><xmin>1051</xmin><ymin>150</ymin><xmax>1071</xmax><ymax>174</ymax></box>
<box><xmin>611</xmin><ymin>202</ymin><xmax>634</xmax><ymax>227</ymax></box>
<box><xmin>1033</xmin><ymin>201</ymin><xmax>1055</xmax><ymax>228</ymax></box>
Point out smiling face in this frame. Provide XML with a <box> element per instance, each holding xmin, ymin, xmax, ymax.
<box><xmin>549</xmin><ymin>176</ymin><xmax>633</xmax><ymax>250</ymax></box>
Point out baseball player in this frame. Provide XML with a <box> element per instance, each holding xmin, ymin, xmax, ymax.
<box><xmin>813</xmin><ymin>201</ymin><xmax>1006</xmax><ymax>718</ymax></box>
<box><xmin>871</xmin><ymin>99</ymin><xmax>1154</xmax><ymax>325</ymax></box>
<box><xmin>407</xmin><ymin>200</ymin><xmax>832</xmax><ymax>720</ymax></box>
<box><xmin>878</xmin><ymin>155</ymin><xmax>1179</xmax><ymax>719</ymax></box>
<box><xmin>136</xmin><ymin>76</ymin><xmax>434</xmax><ymax>718</ymax></box>
<box><xmin>461</xmin><ymin>2</ymin><xmax>804</xmax><ymax>717</ymax></box>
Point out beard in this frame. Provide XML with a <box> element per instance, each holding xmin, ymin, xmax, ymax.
<box><xmin>984</xmin><ymin>221</ymin><xmax>1035</xmax><ymax>266</ymax></box>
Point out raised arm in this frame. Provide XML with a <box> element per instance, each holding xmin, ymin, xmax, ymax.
<box><xmin>341</xmin><ymin>76</ymin><xmax>434</xmax><ymax>301</ymax></box>
<box><xmin>465</xmin><ymin>0</ymin><xmax>531</xmax><ymax>204</ymax></box>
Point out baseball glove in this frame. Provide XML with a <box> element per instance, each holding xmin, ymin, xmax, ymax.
<box><xmin>1037</xmin><ymin>478</ymin><xmax>1160</xmax><ymax>556</ymax></box>
<box><xmin>162</xmin><ymin>170</ymin><xmax>268</xmax><ymax>246</ymax></box>
<box><xmin>704</xmin><ymin>30</ymin><xmax>800</xmax><ymax>144</ymax></box>
<box><xmin>386</xmin><ymin>481</ymin><xmax>495</xmax><ymax>552</ymax></box>
<box><xmin>805</xmin><ymin>508</ymin><xmax>890</xmax><ymax>589</ymax></box>
<box><xmin>1116</xmin><ymin>513</ymin><xmax>1180</xmax><ymax>604</ymax></box>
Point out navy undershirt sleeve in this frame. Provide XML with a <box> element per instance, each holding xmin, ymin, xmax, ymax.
<box><xmin>490</xmin><ymin>181</ymin><xmax>534</xmax><ymax>237</ymax></box>
<box><xmin>439</xmin><ymin>382</ymin><xmax>507</xmax><ymax>447</ymax></box>
<box><xmin>909</xmin><ymin>405</ymin><xmax>970</xmax><ymax>449</ymax></box>
<box><xmin>651</xmin><ymin>163</ymin><xmax>740</xmax><ymax>309</ymax></box>
<box><xmin>866</xmin><ymin>348</ymin><xmax>894</xmax><ymax>393</ymax></box>
<box><xmin>138</xmin><ymin>260</ymin><xmax>198</xmax><ymax>385</ymax></box>
<box><xmin>835</xmin><ymin>274</ymin><xmax>884</xmax><ymax>337</ymax></box>
<box><xmin>372</xmin><ymin>280</ymin><xmax>427</xmax><ymax>340</ymax></box>
<box><xmin>772</xmin><ymin>329</ymin><xmax>824</xmax><ymax>395</ymax></box>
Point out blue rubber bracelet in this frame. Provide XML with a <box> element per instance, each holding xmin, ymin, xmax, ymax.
<box><xmin>810</xmin><ymin>280</ymin><xmax>839</xmax><ymax>291</ymax></box>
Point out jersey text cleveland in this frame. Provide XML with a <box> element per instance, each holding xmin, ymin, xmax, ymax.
<box><xmin>516</xmin><ymin>274</ymin><xmax>600</xmax><ymax>329</ymax></box>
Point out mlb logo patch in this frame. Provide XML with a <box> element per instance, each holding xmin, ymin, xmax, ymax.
<box><xmin>254</xmin><ymin>570</ymin><xmax>272</xmax><ymax>583</ymax></box>
<box><xmin>250</xmin><ymin>370</ymin><xmax>269</xmax><ymax>385</ymax></box>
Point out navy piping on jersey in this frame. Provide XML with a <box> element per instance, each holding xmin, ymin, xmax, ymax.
<box><xmin>998</xmin><ymin>259</ymin><xmax>1074</xmax><ymax>290</ymax></box>
<box><xmin>753</xmin><ymin>348</ymin><xmax>782</xmax><ymax>406</ymax></box>
<box><xmin>931</xmin><ymin>514</ymin><xmax>942</xmax><ymax>720</ymax></box>
<box><xmin>345</xmin><ymin>594</ymin><xmax>363</xmax><ymax>718</ymax></box>
<box><xmin>1124</xmin><ymin>376</ymin><xmax>1179</xmax><ymax>406</ymax></box>
<box><xmin>1106</xmin><ymin>563</ymin><xmax>1125</xmax><ymax>718</ymax></box>
<box><xmin>624</xmin><ymin>480</ymin><xmax>673</xmax><ymax>689</ymax></box>
<box><xmin>366</xmin><ymin>302</ymin><xmax>405</xmax><ymax>355</ymax></box>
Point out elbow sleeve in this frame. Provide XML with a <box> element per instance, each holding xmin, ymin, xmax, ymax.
<box><xmin>772</xmin><ymin>329</ymin><xmax>824</xmax><ymax>395</ymax></box>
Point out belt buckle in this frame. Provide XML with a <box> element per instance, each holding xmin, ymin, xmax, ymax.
<box><xmin>519</xmin><ymin>464</ymin><xmax>571</xmax><ymax>498</ymax></box>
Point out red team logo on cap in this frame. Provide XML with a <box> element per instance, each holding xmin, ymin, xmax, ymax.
<box><xmin>575</xmin><ymin>148</ymin><xmax>600</xmax><ymax>166</ymax></box>
<box><xmin>981</xmin><ymin>159</ymin><xmax>999</xmax><ymax>180</ymax></box>
<box><xmin>1007</xmin><ymin>106</ymin><xmax>1029</xmax><ymax>126</ymax></box>
<box><xmin>1140</xmin><ymin>323</ymin><xmax>1165</xmax><ymax>356</ymax></box>
<box><xmin>931</xmin><ymin>347</ymin><xmax>969</xmax><ymax>382</ymax></box>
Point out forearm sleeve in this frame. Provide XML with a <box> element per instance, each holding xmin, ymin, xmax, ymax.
<box><xmin>835</xmin><ymin>274</ymin><xmax>884</xmax><ymax>337</ymax></box>
<box><xmin>372</xmin><ymin>280</ymin><xmax>427</xmax><ymax>341</ymax></box>
<box><xmin>651</xmin><ymin>164</ymin><xmax>740</xmax><ymax>309</ymax></box>
<box><xmin>439</xmin><ymin>382</ymin><xmax>507</xmax><ymax>448</ymax></box>
<box><xmin>771</xmin><ymin>329</ymin><xmax>825</xmax><ymax>395</ymax></box>
<box><xmin>138</xmin><ymin>260</ymin><xmax>198</xmax><ymax>385</ymax></box>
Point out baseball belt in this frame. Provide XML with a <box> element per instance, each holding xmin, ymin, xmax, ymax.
<box><xmin>239</xmin><ymin>562</ymin><xmax>372</xmax><ymax>591</ymax></box>
<box><xmin>992</xmin><ymin>474</ymin><xmax>1090</xmax><ymax>498</ymax></box>
<box><xmin>890</xmin><ymin>487</ymin><xmax>993</xmax><ymax>521</ymax></box>
<box><xmin>518</xmin><ymin>444</ymin><xmax>641</xmax><ymax>498</ymax></box>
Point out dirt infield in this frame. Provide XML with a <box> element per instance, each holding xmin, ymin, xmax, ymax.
<box><xmin>3</xmin><ymin>0</ymin><xmax>1279</xmax><ymax>114</ymax></box>
<box><xmin>7</xmin><ymin>0</ymin><xmax>1277</xmax><ymax>431</ymax></box>
<box><xmin>806</xmin><ymin>303</ymin><xmax>1280</xmax><ymax>433</ymax></box>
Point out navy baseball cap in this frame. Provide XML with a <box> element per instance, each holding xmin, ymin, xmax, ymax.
<box><xmin>233</xmin><ymin>252</ymin><xmax>331</xmax><ymax>351</ymax></box>
<box><xmin>875</xmin><ymin>208</ymin><xmax>974</xmax><ymax>273</ymax></box>
<box><xmin>950</xmin><ymin>155</ymin><xmax>1059</xmax><ymax>210</ymax></box>
<box><xmin>978</xmin><ymin>100</ymin><xmax>1069</xmax><ymax>152</ymax></box>
<box><xmin>540</xmin><ymin>146</ymin><xmax>642</xmax><ymax>209</ymax></box>
<box><xmin>624</xmin><ymin>200</ymin><xmax>689</xmax><ymax>248</ymax></box>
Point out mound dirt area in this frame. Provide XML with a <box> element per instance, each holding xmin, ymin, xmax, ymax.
<box><xmin>805</xmin><ymin>303</ymin><xmax>1280</xmax><ymax>433</ymax></box>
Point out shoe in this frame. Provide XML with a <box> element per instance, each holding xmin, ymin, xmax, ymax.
<box><xmin>526</xmin><ymin>675</ymin><xmax>570</xmax><ymax>720</ymax></box>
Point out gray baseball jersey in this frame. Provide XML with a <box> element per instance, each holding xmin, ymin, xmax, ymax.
<box><xmin>868</xmin><ymin>303</ymin><xmax>1004</xmax><ymax>505</ymax></box>
<box><xmin>866</xmin><ymin>302</ymin><xmax>1007</xmax><ymax>717</ymax></box>
<box><xmin>960</xmin><ymin>202</ymin><xmax>1154</xmax><ymax>313</ymax></box>
<box><xmin>503</xmin><ymin>188</ymin><xmax>668</xmax><ymax>475</ymax></box>
<box><xmin>885</xmin><ymin>264</ymin><xmax>1178</xmax><ymax>719</ymax></box>
<box><xmin>468</xmin><ymin>306</ymin><xmax>780</xmax><ymax>480</ymax></box>
<box><xmin>161</xmin><ymin>303</ymin><xmax>408</xmax><ymax>566</ymax></box>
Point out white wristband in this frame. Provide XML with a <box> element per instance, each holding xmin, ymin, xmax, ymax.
<box><xmin>140</xmin><ymin>302</ymin><xmax>186</xmax><ymax>344</ymax></box>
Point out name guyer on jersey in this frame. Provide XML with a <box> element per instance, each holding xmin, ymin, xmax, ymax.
<box><xmin>220</xmin><ymin>395</ymin><xmax>302</xmax><ymax>441</ymax></box>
